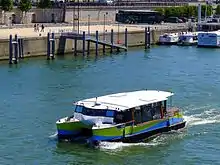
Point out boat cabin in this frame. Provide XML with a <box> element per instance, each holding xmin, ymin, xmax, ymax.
<box><xmin>73</xmin><ymin>90</ymin><xmax>173</xmax><ymax>126</ymax></box>
<box><xmin>114</xmin><ymin>100</ymin><xmax>167</xmax><ymax>125</ymax></box>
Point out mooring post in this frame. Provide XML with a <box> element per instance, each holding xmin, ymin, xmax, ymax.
<box><xmin>21</xmin><ymin>38</ymin><xmax>24</xmax><ymax>58</ymax></box>
<box><xmin>125</xmin><ymin>28</ymin><xmax>128</xmax><ymax>51</ymax></box>
<box><xmin>103</xmin><ymin>31</ymin><xmax>105</xmax><ymax>53</ymax></box>
<box><xmin>87</xmin><ymin>40</ymin><xmax>90</xmax><ymax>56</ymax></box>
<box><xmin>9</xmin><ymin>35</ymin><xmax>13</xmax><ymax>64</ymax></box>
<box><xmin>18</xmin><ymin>38</ymin><xmax>22</xmax><ymax>59</ymax></box>
<box><xmin>110</xmin><ymin>29</ymin><xmax>113</xmax><ymax>53</ymax></box>
<box><xmin>145</xmin><ymin>27</ymin><xmax>148</xmax><ymax>49</ymax></box>
<box><xmin>95</xmin><ymin>30</ymin><xmax>99</xmax><ymax>56</ymax></box>
<box><xmin>82</xmin><ymin>31</ymin><xmax>86</xmax><ymax>56</ymax></box>
<box><xmin>14</xmin><ymin>34</ymin><xmax>18</xmax><ymax>64</ymax></box>
<box><xmin>74</xmin><ymin>39</ymin><xmax>77</xmax><ymax>56</ymax></box>
<box><xmin>103</xmin><ymin>41</ymin><xmax>106</xmax><ymax>54</ymax></box>
<box><xmin>51</xmin><ymin>32</ymin><xmax>55</xmax><ymax>59</ymax></box>
<box><xmin>147</xmin><ymin>27</ymin><xmax>151</xmax><ymax>48</ymax></box>
<box><xmin>47</xmin><ymin>32</ymin><xmax>50</xmax><ymax>60</ymax></box>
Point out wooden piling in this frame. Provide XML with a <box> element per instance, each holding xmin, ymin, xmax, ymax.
<box><xmin>21</xmin><ymin>39</ymin><xmax>24</xmax><ymax>58</ymax></box>
<box><xmin>18</xmin><ymin>38</ymin><xmax>22</xmax><ymax>59</ymax></box>
<box><xmin>47</xmin><ymin>33</ymin><xmax>50</xmax><ymax>60</ymax></box>
<box><xmin>147</xmin><ymin>27</ymin><xmax>151</xmax><ymax>48</ymax></box>
<box><xmin>145</xmin><ymin>27</ymin><xmax>147</xmax><ymax>49</ymax></box>
<box><xmin>87</xmin><ymin>40</ymin><xmax>90</xmax><ymax>56</ymax></box>
<box><xmin>125</xmin><ymin>28</ymin><xmax>128</xmax><ymax>51</ymax></box>
<box><xmin>74</xmin><ymin>39</ymin><xmax>77</xmax><ymax>56</ymax></box>
<box><xmin>9</xmin><ymin>35</ymin><xmax>13</xmax><ymax>64</ymax></box>
<box><xmin>145</xmin><ymin>27</ymin><xmax>151</xmax><ymax>49</ymax></box>
<box><xmin>95</xmin><ymin>30</ymin><xmax>98</xmax><ymax>55</ymax></box>
<box><xmin>14</xmin><ymin>34</ymin><xmax>18</xmax><ymax>64</ymax></box>
<box><xmin>51</xmin><ymin>32</ymin><xmax>55</xmax><ymax>59</ymax></box>
<box><xmin>82</xmin><ymin>31</ymin><xmax>86</xmax><ymax>56</ymax></box>
<box><xmin>110</xmin><ymin>29</ymin><xmax>113</xmax><ymax>53</ymax></box>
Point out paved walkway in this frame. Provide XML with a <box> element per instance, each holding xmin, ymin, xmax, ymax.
<box><xmin>0</xmin><ymin>23</ymin><xmax>190</xmax><ymax>39</ymax></box>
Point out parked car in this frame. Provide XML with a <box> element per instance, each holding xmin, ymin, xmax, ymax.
<box><xmin>179</xmin><ymin>17</ymin><xmax>188</xmax><ymax>22</ymax></box>
<box><xmin>164</xmin><ymin>17</ymin><xmax>183</xmax><ymax>23</ymax></box>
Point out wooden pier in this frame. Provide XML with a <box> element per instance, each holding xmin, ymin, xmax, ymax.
<box><xmin>58</xmin><ymin>28</ymin><xmax>128</xmax><ymax>57</ymax></box>
<box><xmin>7</xmin><ymin>27</ymin><xmax>151</xmax><ymax>63</ymax></box>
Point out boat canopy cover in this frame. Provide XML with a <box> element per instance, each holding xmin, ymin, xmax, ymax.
<box><xmin>74</xmin><ymin>90</ymin><xmax>174</xmax><ymax>111</ymax></box>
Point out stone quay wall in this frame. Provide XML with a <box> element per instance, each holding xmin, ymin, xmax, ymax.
<box><xmin>0</xmin><ymin>27</ymin><xmax>188</xmax><ymax>60</ymax></box>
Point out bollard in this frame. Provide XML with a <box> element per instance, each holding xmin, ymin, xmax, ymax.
<box><xmin>14</xmin><ymin>34</ymin><xmax>18</xmax><ymax>64</ymax></box>
<box><xmin>124</xmin><ymin>28</ymin><xmax>128</xmax><ymax>51</ymax></box>
<box><xmin>95</xmin><ymin>30</ymin><xmax>98</xmax><ymax>56</ymax></box>
<box><xmin>82</xmin><ymin>31</ymin><xmax>86</xmax><ymax>56</ymax></box>
<box><xmin>47</xmin><ymin>33</ymin><xmax>50</xmax><ymax>60</ymax></box>
<box><xmin>110</xmin><ymin>29</ymin><xmax>113</xmax><ymax>53</ymax></box>
<box><xmin>51</xmin><ymin>32</ymin><xmax>55</xmax><ymax>59</ymax></box>
<box><xmin>9</xmin><ymin>35</ymin><xmax>13</xmax><ymax>64</ymax></box>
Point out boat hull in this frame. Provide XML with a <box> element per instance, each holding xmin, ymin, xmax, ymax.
<box><xmin>157</xmin><ymin>42</ymin><xmax>177</xmax><ymax>45</ymax></box>
<box><xmin>122</xmin><ymin>121</ymin><xmax>186</xmax><ymax>143</ymax></box>
<box><xmin>89</xmin><ymin>116</ymin><xmax>186</xmax><ymax>145</ymax></box>
<box><xmin>56</xmin><ymin>117</ymin><xmax>93</xmax><ymax>140</ymax></box>
<box><xmin>177</xmin><ymin>41</ymin><xmax>197</xmax><ymax>46</ymax></box>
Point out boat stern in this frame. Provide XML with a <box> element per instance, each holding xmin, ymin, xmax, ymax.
<box><xmin>167</xmin><ymin>108</ymin><xmax>186</xmax><ymax>129</ymax></box>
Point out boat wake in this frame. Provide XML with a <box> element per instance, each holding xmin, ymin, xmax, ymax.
<box><xmin>49</xmin><ymin>131</ymin><xmax>58</xmax><ymax>139</ymax></box>
<box><xmin>184</xmin><ymin>107</ymin><xmax>220</xmax><ymax>126</ymax></box>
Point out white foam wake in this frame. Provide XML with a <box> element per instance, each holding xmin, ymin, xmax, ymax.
<box><xmin>99</xmin><ymin>140</ymin><xmax>160</xmax><ymax>151</ymax></box>
<box><xmin>49</xmin><ymin>131</ymin><xmax>58</xmax><ymax>138</ymax></box>
<box><xmin>184</xmin><ymin>108</ymin><xmax>220</xmax><ymax>126</ymax></box>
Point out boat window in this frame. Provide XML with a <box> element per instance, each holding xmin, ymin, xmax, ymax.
<box><xmin>134</xmin><ymin>109</ymin><xmax>142</xmax><ymax>124</ymax></box>
<box><xmin>152</xmin><ymin>102</ymin><xmax>162</xmax><ymax>120</ymax></box>
<box><xmin>106</xmin><ymin>110</ymin><xmax>115</xmax><ymax>117</ymax></box>
<box><xmin>114</xmin><ymin>111</ymin><xmax>124</xmax><ymax>123</ymax></box>
<box><xmin>114</xmin><ymin>110</ymin><xmax>132</xmax><ymax>124</ymax></box>
<box><xmin>75</xmin><ymin>106</ymin><xmax>115</xmax><ymax>117</ymax></box>
<box><xmin>75</xmin><ymin>105</ymin><xmax>83</xmax><ymax>113</ymax></box>
<box><xmin>141</xmin><ymin>104</ymin><xmax>153</xmax><ymax>122</ymax></box>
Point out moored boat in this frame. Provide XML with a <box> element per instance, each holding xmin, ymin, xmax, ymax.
<box><xmin>158</xmin><ymin>33</ymin><xmax>179</xmax><ymax>45</ymax></box>
<box><xmin>197</xmin><ymin>31</ymin><xmax>220</xmax><ymax>48</ymax></box>
<box><xmin>177</xmin><ymin>32</ymin><xmax>198</xmax><ymax>46</ymax></box>
<box><xmin>56</xmin><ymin>90</ymin><xmax>186</xmax><ymax>145</ymax></box>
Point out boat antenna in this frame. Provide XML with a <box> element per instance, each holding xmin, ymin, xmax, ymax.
<box><xmin>95</xmin><ymin>97</ymin><xmax>97</xmax><ymax>105</ymax></box>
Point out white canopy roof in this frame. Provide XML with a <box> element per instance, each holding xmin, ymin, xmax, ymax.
<box><xmin>74</xmin><ymin>90</ymin><xmax>174</xmax><ymax>111</ymax></box>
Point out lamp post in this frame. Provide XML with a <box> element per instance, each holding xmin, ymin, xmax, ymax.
<box><xmin>88</xmin><ymin>14</ymin><xmax>90</xmax><ymax>35</ymax></box>
<box><xmin>103</xmin><ymin>12</ymin><xmax>108</xmax><ymax>41</ymax></box>
<box><xmin>103</xmin><ymin>13</ymin><xmax>106</xmax><ymax>41</ymax></box>
<box><xmin>77</xmin><ymin>0</ymin><xmax>80</xmax><ymax>34</ymax></box>
<box><xmin>117</xmin><ymin>0</ymin><xmax>120</xmax><ymax>43</ymax></box>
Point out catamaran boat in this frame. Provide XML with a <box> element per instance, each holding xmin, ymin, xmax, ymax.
<box><xmin>56</xmin><ymin>90</ymin><xmax>186</xmax><ymax>145</ymax></box>
<box><xmin>177</xmin><ymin>32</ymin><xmax>198</xmax><ymax>46</ymax></box>
<box><xmin>158</xmin><ymin>33</ymin><xmax>179</xmax><ymax>45</ymax></box>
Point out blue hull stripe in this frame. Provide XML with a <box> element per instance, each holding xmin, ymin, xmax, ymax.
<box><xmin>91</xmin><ymin>135</ymin><xmax>122</xmax><ymax>141</ymax></box>
<box><xmin>169</xmin><ymin>118</ymin><xmax>184</xmax><ymax>126</ymax></box>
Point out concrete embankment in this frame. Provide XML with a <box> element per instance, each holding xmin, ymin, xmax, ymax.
<box><xmin>0</xmin><ymin>24</ymin><xmax>189</xmax><ymax>60</ymax></box>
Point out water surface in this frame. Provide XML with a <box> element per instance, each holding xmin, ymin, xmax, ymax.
<box><xmin>0</xmin><ymin>46</ymin><xmax>220</xmax><ymax>164</ymax></box>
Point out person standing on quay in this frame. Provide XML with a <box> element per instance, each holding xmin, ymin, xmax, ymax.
<box><xmin>41</xmin><ymin>24</ymin><xmax>44</xmax><ymax>32</ymax></box>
